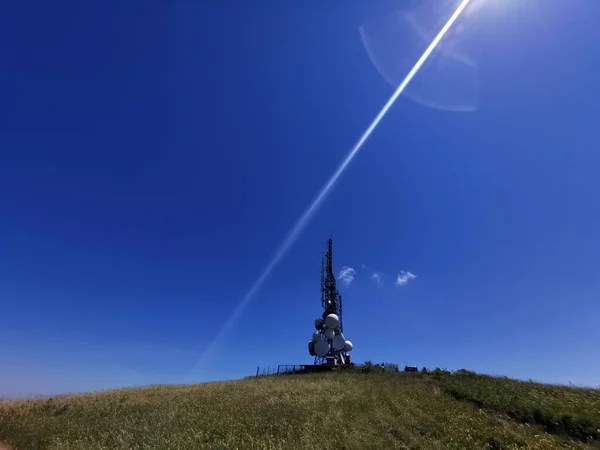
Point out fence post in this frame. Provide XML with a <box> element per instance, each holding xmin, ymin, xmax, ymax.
<box><xmin>256</xmin><ymin>366</ymin><xmax>260</xmax><ymax>377</ymax></box>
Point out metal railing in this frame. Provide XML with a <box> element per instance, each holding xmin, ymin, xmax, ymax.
<box><xmin>255</xmin><ymin>362</ymin><xmax>401</xmax><ymax>377</ymax></box>
<box><xmin>255</xmin><ymin>365</ymin><xmax>308</xmax><ymax>377</ymax></box>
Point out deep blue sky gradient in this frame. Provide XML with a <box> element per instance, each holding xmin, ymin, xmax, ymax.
<box><xmin>1</xmin><ymin>0</ymin><xmax>600</xmax><ymax>397</ymax></box>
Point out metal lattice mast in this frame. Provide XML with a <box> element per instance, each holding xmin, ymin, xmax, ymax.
<box><xmin>312</xmin><ymin>237</ymin><xmax>349</xmax><ymax>365</ymax></box>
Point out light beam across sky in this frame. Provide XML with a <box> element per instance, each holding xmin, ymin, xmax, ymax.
<box><xmin>186</xmin><ymin>0</ymin><xmax>473</xmax><ymax>380</ymax></box>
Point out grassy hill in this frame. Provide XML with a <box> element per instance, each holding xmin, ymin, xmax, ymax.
<box><xmin>1</xmin><ymin>370</ymin><xmax>599</xmax><ymax>449</ymax></box>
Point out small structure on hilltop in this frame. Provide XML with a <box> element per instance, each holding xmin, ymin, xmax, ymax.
<box><xmin>308</xmin><ymin>238</ymin><xmax>353</xmax><ymax>366</ymax></box>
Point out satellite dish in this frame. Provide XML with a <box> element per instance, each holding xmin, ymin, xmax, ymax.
<box><xmin>344</xmin><ymin>340</ymin><xmax>353</xmax><ymax>352</ymax></box>
<box><xmin>325</xmin><ymin>329</ymin><xmax>335</xmax><ymax>340</ymax></box>
<box><xmin>325</xmin><ymin>314</ymin><xmax>339</xmax><ymax>329</ymax></box>
<box><xmin>315</xmin><ymin>339</ymin><xmax>330</xmax><ymax>357</ymax></box>
<box><xmin>333</xmin><ymin>335</ymin><xmax>346</xmax><ymax>351</ymax></box>
<box><xmin>314</xmin><ymin>318</ymin><xmax>324</xmax><ymax>330</ymax></box>
<box><xmin>312</xmin><ymin>331</ymin><xmax>321</xmax><ymax>342</ymax></box>
<box><xmin>308</xmin><ymin>341</ymin><xmax>316</xmax><ymax>356</ymax></box>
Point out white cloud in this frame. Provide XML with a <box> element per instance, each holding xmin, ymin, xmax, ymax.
<box><xmin>338</xmin><ymin>266</ymin><xmax>356</xmax><ymax>286</ymax></box>
<box><xmin>395</xmin><ymin>271</ymin><xmax>417</xmax><ymax>286</ymax></box>
<box><xmin>371</xmin><ymin>272</ymin><xmax>384</xmax><ymax>286</ymax></box>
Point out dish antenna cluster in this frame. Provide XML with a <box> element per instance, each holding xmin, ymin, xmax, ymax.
<box><xmin>308</xmin><ymin>238</ymin><xmax>353</xmax><ymax>365</ymax></box>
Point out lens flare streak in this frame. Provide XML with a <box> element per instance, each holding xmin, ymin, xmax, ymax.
<box><xmin>187</xmin><ymin>0</ymin><xmax>472</xmax><ymax>379</ymax></box>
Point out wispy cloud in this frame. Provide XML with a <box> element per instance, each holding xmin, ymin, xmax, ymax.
<box><xmin>371</xmin><ymin>272</ymin><xmax>384</xmax><ymax>286</ymax></box>
<box><xmin>395</xmin><ymin>271</ymin><xmax>417</xmax><ymax>286</ymax></box>
<box><xmin>338</xmin><ymin>266</ymin><xmax>356</xmax><ymax>286</ymax></box>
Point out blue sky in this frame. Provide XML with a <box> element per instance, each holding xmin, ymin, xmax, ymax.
<box><xmin>1</xmin><ymin>0</ymin><xmax>600</xmax><ymax>397</ymax></box>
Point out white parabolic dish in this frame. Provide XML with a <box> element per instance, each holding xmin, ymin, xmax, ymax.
<box><xmin>344</xmin><ymin>340</ymin><xmax>353</xmax><ymax>352</ymax></box>
<box><xmin>325</xmin><ymin>314</ymin><xmax>339</xmax><ymax>329</ymax></box>
<box><xmin>325</xmin><ymin>329</ymin><xmax>335</xmax><ymax>340</ymax></box>
<box><xmin>333</xmin><ymin>335</ymin><xmax>346</xmax><ymax>351</ymax></box>
<box><xmin>315</xmin><ymin>339</ymin><xmax>330</xmax><ymax>357</ymax></box>
<box><xmin>312</xmin><ymin>331</ymin><xmax>321</xmax><ymax>342</ymax></box>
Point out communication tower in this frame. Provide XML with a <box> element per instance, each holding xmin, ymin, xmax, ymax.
<box><xmin>308</xmin><ymin>238</ymin><xmax>353</xmax><ymax>365</ymax></box>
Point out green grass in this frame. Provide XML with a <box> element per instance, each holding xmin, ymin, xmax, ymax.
<box><xmin>438</xmin><ymin>373</ymin><xmax>600</xmax><ymax>442</ymax></box>
<box><xmin>0</xmin><ymin>372</ymin><xmax>598</xmax><ymax>449</ymax></box>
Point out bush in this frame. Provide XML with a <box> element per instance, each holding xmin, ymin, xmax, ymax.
<box><xmin>359</xmin><ymin>362</ymin><xmax>386</xmax><ymax>374</ymax></box>
<box><xmin>430</xmin><ymin>368</ymin><xmax>451</xmax><ymax>380</ymax></box>
<box><xmin>454</xmin><ymin>369</ymin><xmax>477</xmax><ymax>377</ymax></box>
